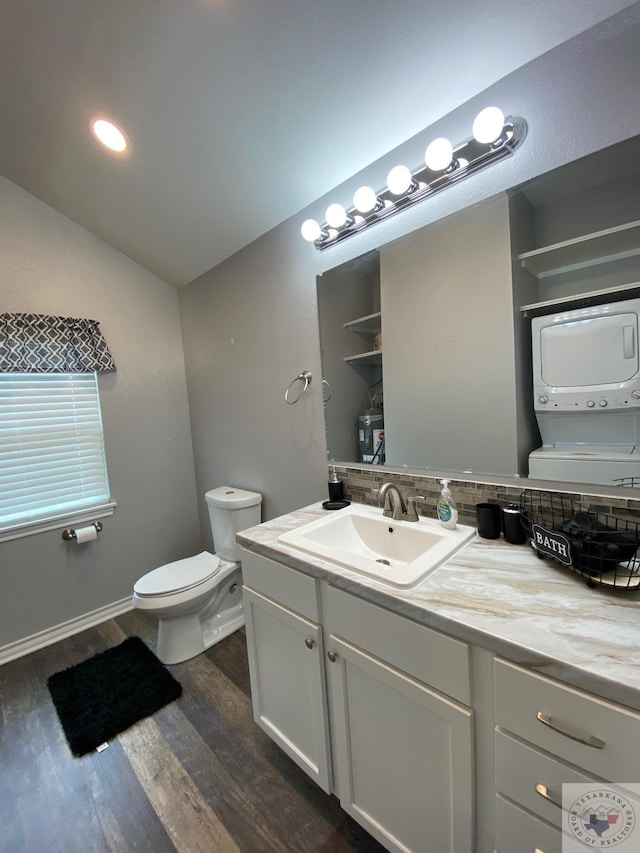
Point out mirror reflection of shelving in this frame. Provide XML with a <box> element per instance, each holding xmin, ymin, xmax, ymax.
<box><xmin>344</xmin><ymin>311</ymin><xmax>382</xmax><ymax>364</ymax></box>
<box><xmin>316</xmin><ymin>250</ymin><xmax>383</xmax><ymax>463</ymax></box>
<box><xmin>518</xmin><ymin>217</ymin><xmax>640</xmax><ymax>320</ymax></box>
<box><xmin>517</xmin><ymin>219</ymin><xmax>640</xmax><ymax>280</ymax></box>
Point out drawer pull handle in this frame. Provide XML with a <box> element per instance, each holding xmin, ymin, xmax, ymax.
<box><xmin>327</xmin><ymin>650</ymin><xmax>337</xmax><ymax>663</ymax></box>
<box><xmin>304</xmin><ymin>638</ymin><xmax>315</xmax><ymax>649</ymax></box>
<box><xmin>535</xmin><ymin>783</ymin><xmax>563</xmax><ymax>810</ymax></box>
<box><xmin>536</xmin><ymin>711</ymin><xmax>606</xmax><ymax>749</ymax></box>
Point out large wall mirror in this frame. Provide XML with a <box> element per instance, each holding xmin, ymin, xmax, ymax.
<box><xmin>317</xmin><ymin>134</ymin><xmax>640</xmax><ymax>492</ymax></box>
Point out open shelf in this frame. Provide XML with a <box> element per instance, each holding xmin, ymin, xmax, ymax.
<box><xmin>343</xmin><ymin>349</ymin><xmax>382</xmax><ymax>365</ymax></box>
<box><xmin>517</xmin><ymin>220</ymin><xmax>640</xmax><ymax>279</ymax></box>
<box><xmin>343</xmin><ymin>311</ymin><xmax>381</xmax><ymax>334</ymax></box>
<box><xmin>520</xmin><ymin>281</ymin><xmax>640</xmax><ymax>314</ymax></box>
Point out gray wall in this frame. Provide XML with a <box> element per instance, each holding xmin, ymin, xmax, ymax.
<box><xmin>381</xmin><ymin>195</ymin><xmax>516</xmax><ymax>474</ymax></box>
<box><xmin>180</xmin><ymin>8</ymin><xmax>640</xmax><ymax>526</ymax></box>
<box><xmin>0</xmin><ymin>178</ymin><xmax>201</xmax><ymax>649</ymax></box>
<box><xmin>508</xmin><ymin>191</ymin><xmax>540</xmax><ymax>474</ymax></box>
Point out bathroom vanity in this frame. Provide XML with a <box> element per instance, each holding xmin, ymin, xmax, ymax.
<box><xmin>237</xmin><ymin>503</ymin><xmax>640</xmax><ymax>853</ymax></box>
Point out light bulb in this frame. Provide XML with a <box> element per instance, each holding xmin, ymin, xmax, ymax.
<box><xmin>425</xmin><ymin>137</ymin><xmax>454</xmax><ymax>171</ymax></box>
<box><xmin>386</xmin><ymin>165</ymin><xmax>413</xmax><ymax>196</ymax></box>
<box><xmin>325</xmin><ymin>203</ymin><xmax>348</xmax><ymax>228</ymax></box>
<box><xmin>353</xmin><ymin>185</ymin><xmax>378</xmax><ymax>214</ymax></box>
<box><xmin>301</xmin><ymin>219</ymin><xmax>322</xmax><ymax>242</ymax></box>
<box><xmin>472</xmin><ymin>107</ymin><xmax>505</xmax><ymax>144</ymax></box>
<box><xmin>91</xmin><ymin>118</ymin><xmax>127</xmax><ymax>153</ymax></box>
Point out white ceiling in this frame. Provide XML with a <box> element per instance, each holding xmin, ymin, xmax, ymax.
<box><xmin>1</xmin><ymin>0</ymin><xmax>637</xmax><ymax>287</ymax></box>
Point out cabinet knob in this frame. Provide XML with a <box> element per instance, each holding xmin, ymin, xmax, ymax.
<box><xmin>327</xmin><ymin>650</ymin><xmax>337</xmax><ymax>663</ymax></box>
<box><xmin>304</xmin><ymin>638</ymin><xmax>315</xmax><ymax>649</ymax></box>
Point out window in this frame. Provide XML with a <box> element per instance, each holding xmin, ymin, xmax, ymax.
<box><xmin>0</xmin><ymin>372</ymin><xmax>113</xmax><ymax>539</ymax></box>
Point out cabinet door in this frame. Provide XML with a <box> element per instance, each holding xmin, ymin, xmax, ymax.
<box><xmin>326</xmin><ymin>634</ymin><xmax>473</xmax><ymax>853</ymax></box>
<box><xmin>243</xmin><ymin>587</ymin><xmax>332</xmax><ymax>793</ymax></box>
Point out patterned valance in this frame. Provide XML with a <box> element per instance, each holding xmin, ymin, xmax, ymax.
<box><xmin>0</xmin><ymin>313</ymin><xmax>116</xmax><ymax>373</ymax></box>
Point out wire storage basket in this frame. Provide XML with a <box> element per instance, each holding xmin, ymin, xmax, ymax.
<box><xmin>519</xmin><ymin>490</ymin><xmax>640</xmax><ymax>591</ymax></box>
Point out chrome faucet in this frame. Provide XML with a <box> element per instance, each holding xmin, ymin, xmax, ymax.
<box><xmin>378</xmin><ymin>483</ymin><xmax>426</xmax><ymax>522</ymax></box>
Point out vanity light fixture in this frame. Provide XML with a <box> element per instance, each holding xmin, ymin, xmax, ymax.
<box><xmin>325</xmin><ymin>202</ymin><xmax>353</xmax><ymax>229</ymax></box>
<box><xmin>301</xmin><ymin>106</ymin><xmax>527</xmax><ymax>250</ymax></box>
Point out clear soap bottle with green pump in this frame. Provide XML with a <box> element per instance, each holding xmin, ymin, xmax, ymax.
<box><xmin>436</xmin><ymin>479</ymin><xmax>458</xmax><ymax>529</ymax></box>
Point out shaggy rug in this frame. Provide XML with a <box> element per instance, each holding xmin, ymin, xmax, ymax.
<box><xmin>47</xmin><ymin>636</ymin><xmax>182</xmax><ymax>757</ymax></box>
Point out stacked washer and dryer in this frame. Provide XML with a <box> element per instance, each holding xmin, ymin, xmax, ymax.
<box><xmin>528</xmin><ymin>297</ymin><xmax>640</xmax><ymax>486</ymax></box>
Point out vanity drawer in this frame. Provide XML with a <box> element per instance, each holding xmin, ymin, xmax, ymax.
<box><xmin>322</xmin><ymin>585</ymin><xmax>470</xmax><ymax>704</ymax></box>
<box><xmin>495</xmin><ymin>730</ymin><xmax>597</xmax><ymax>829</ymax></box>
<box><xmin>240</xmin><ymin>548</ymin><xmax>320</xmax><ymax>621</ymax></box>
<box><xmin>494</xmin><ymin>658</ymin><xmax>640</xmax><ymax>780</ymax></box>
<box><xmin>494</xmin><ymin>794</ymin><xmax>562</xmax><ymax>853</ymax></box>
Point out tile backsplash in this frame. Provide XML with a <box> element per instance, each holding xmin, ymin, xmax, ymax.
<box><xmin>334</xmin><ymin>465</ymin><xmax>640</xmax><ymax>527</ymax></box>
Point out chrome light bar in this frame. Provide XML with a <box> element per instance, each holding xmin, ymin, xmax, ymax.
<box><xmin>301</xmin><ymin>108</ymin><xmax>527</xmax><ymax>251</ymax></box>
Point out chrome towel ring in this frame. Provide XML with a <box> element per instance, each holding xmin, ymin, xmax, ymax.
<box><xmin>285</xmin><ymin>370</ymin><xmax>312</xmax><ymax>404</ymax></box>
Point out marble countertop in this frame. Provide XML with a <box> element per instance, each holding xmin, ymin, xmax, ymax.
<box><xmin>237</xmin><ymin>502</ymin><xmax>640</xmax><ymax>713</ymax></box>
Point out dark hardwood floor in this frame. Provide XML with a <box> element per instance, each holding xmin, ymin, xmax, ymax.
<box><xmin>0</xmin><ymin>611</ymin><xmax>386</xmax><ymax>853</ymax></box>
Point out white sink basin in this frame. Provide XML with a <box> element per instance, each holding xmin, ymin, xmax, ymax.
<box><xmin>278</xmin><ymin>503</ymin><xmax>475</xmax><ymax>588</ymax></box>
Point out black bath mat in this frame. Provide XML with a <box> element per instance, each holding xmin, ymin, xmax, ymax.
<box><xmin>47</xmin><ymin>636</ymin><xmax>182</xmax><ymax>757</ymax></box>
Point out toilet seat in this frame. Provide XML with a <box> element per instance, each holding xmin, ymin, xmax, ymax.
<box><xmin>134</xmin><ymin>551</ymin><xmax>221</xmax><ymax>598</ymax></box>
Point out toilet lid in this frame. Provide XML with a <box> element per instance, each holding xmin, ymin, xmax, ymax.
<box><xmin>134</xmin><ymin>551</ymin><xmax>221</xmax><ymax>597</ymax></box>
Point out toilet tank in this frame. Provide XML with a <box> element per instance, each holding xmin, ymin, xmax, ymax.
<box><xmin>204</xmin><ymin>486</ymin><xmax>262</xmax><ymax>561</ymax></box>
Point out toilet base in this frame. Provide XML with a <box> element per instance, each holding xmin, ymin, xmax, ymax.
<box><xmin>157</xmin><ymin>612</ymin><xmax>206</xmax><ymax>665</ymax></box>
<box><xmin>152</xmin><ymin>563</ymin><xmax>245</xmax><ymax>665</ymax></box>
<box><xmin>201</xmin><ymin>601</ymin><xmax>244</xmax><ymax>650</ymax></box>
<box><xmin>157</xmin><ymin>606</ymin><xmax>245</xmax><ymax>665</ymax></box>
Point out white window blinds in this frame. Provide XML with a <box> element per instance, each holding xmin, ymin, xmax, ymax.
<box><xmin>0</xmin><ymin>373</ymin><xmax>111</xmax><ymax>533</ymax></box>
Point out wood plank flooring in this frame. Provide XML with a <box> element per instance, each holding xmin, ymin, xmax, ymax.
<box><xmin>0</xmin><ymin>611</ymin><xmax>386</xmax><ymax>853</ymax></box>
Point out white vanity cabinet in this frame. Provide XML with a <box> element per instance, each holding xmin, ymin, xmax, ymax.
<box><xmin>241</xmin><ymin>549</ymin><xmax>332</xmax><ymax>792</ymax></box>
<box><xmin>240</xmin><ymin>548</ymin><xmax>474</xmax><ymax>853</ymax></box>
<box><xmin>493</xmin><ymin>658</ymin><xmax>640</xmax><ymax>853</ymax></box>
<box><xmin>322</xmin><ymin>585</ymin><xmax>474</xmax><ymax>853</ymax></box>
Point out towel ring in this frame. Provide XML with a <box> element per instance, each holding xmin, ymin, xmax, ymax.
<box><xmin>285</xmin><ymin>370</ymin><xmax>312</xmax><ymax>404</ymax></box>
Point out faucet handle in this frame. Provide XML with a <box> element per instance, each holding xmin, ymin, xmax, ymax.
<box><xmin>406</xmin><ymin>495</ymin><xmax>427</xmax><ymax>522</ymax></box>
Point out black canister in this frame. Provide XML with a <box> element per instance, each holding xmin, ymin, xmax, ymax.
<box><xmin>502</xmin><ymin>504</ymin><xmax>526</xmax><ymax>544</ymax></box>
<box><xmin>328</xmin><ymin>479</ymin><xmax>345</xmax><ymax>501</ymax></box>
<box><xmin>475</xmin><ymin>503</ymin><xmax>502</xmax><ymax>539</ymax></box>
<box><xmin>328</xmin><ymin>466</ymin><xmax>345</xmax><ymax>502</ymax></box>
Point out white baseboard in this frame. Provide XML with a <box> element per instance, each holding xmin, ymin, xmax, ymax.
<box><xmin>0</xmin><ymin>597</ymin><xmax>134</xmax><ymax>666</ymax></box>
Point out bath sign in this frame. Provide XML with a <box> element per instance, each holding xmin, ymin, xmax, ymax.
<box><xmin>531</xmin><ymin>523</ymin><xmax>572</xmax><ymax>566</ymax></box>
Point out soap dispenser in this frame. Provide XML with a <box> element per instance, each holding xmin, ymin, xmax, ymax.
<box><xmin>328</xmin><ymin>465</ymin><xmax>345</xmax><ymax>502</ymax></box>
<box><xmin>437</xmin><ymin>479</ymin><xmax>458</xmax><ymax>529</ymax></box>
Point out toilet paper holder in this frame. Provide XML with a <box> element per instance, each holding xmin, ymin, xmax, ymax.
<box><xmin>61</xmin><ymin>521</ymin><xmax>103</xmax><ymax>541</ymax></box>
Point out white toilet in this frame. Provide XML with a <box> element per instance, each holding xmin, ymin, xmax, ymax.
<box><xmin>132</xmin><ymin>486</ymin><xmax>262</xmax><ymax>664</ymax></box>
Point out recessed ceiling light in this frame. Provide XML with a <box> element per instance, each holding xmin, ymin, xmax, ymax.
<box><xmin>90</xmin><ymin>118</ymin><xmax>128</xmax><ymax>153</ymax></box>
